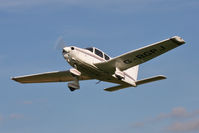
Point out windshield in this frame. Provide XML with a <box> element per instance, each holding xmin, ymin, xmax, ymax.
<box><xmin>95</xmin><ymin>48</ymin><xmax>103</xmax><ymax>58</ymax></box>
<box><xmin>85</xmin><ymin>47</ymin><xmax>94</xmax><ymax>53</ymax></box>
<box><xmin>85</xmin><ymin>47</ymin><xmax>111</xmax><ymax>60</ymax></box>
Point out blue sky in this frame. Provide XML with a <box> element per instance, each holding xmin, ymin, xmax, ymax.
<box><xmin>0</xmin><ymin>0</ymin><xmax>199</xmax><ymax>133</ymax></box>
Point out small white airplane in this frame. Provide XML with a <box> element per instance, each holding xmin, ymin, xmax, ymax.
<box><xmin>12</xmin><ymin>36</ymin><xmax>185</xmax><ymax>92</ymax></box>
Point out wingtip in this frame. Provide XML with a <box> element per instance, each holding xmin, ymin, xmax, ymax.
<box><xmin>104</xmin><ymin>89</ymin><xmax>113</xmax><ymax>92</ymax></box>
<box><xmin>171</xmin><ymin>36</ymin><xmax>186</xmax><ymax>45</ymax></box>
<box><xmin>158</xmin><ymin>75</ymin><xmax>167</xmax><ymax>79</ymax></box>
<box><xmin>11</xmin><ymin>77</ymin><xmax>20</xmax><ymax>83</ymax></box>
<box><xmin>11</xmin><ymin>77</ymin><xmax>15</xmax><ymax>80</ymax></box>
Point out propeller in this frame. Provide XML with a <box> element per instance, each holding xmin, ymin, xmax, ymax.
<box><xmin>54</xmin><ymin>36</ymin><xmax>66</xmax><ymax>50</ymax></box>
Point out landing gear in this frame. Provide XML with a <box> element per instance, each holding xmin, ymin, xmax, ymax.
<box><xmin>69</xmin><ymin>87</ymin><xmax>76</xmax><ymax>91</ymax></box>
<box><xmin>68</xmin><ymin>68</ymin><xmax>81</xmax><ymax>92</ymax></box>
<box><xmin>68</xmin><ymin>79</ymin><xmax>80</xmax><ymax>92</ymax></box>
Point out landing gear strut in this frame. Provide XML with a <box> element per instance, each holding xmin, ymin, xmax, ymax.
<box><xmin>68</xmin><ymin>68</ymin><xmax>81</xmax><ymax>91</ymax></box>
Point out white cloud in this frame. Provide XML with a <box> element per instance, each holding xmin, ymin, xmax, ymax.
<box><xmin>171</xmin><ymin>107</ymin><xmax>188</xmax><ymax>118</ymax></box>
<box><xmin>23</xmin><ymin>100</ymin><xmax>33</xmax><ymax>105</ymax></box>
<box><xmin>0</xmin><ymin>0</ymin><xmax>196</xmax><ymax>13</ymax></box>
<box><xmin>156</xmin><ymin>107</ymin><xmax>199</xmax><ymax>120</ymax></box>
<box><xmin>0</xmin><ymin>113</ymin><xmax>24</xmax><ymax>123</ymax></box>
<box><xmin>0</xmin><ymin>0</ymin><xmax>62</xmax><ymax>10</ymax></box>
<box><xmin>0</xmin><ymin>0</ymin><xmax>161</xmax><ymax>8</ymax></box>
<box><xmin>9</xmin><ymin>113</ymin><xmax>24</xmax><ymax>120</ymax></box>
<box><xmin>132</xmin><ymin>107</ymin><xmax>199</xmax><ymax>128</ymax></box>
<box><xmin>167</xmin><ymin>119</ymin><xmax>199</xmax><ymax>132</ymax></box>
<box><xmin>132</xmin><ymin>122</ymin><xmax>145</xmax><ymax>128</ymax></box>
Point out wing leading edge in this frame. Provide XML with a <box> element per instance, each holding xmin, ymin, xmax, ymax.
<box><xmin>95</xmin><ymin>36</ymin><xmax>185</xmax><ymax>73</ymax></box>
<box><xmin>12</xmin><ymin>70</ymin><xmax>92</xmax><ymax>83</ymax></box>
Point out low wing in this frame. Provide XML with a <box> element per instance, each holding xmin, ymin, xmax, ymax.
<box><xmin>95</xmin><ymin>36</ymin><xmax>185</xmax><ymax>73</ymax></box>
<box><xmin>12</xmin><ymin>70</ymin><xmax>92</xmax><ymax>83</ymax></box>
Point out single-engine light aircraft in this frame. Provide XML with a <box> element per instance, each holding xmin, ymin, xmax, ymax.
<box><xmin>12</xmin><ymin>36</ymin><xmax>185</xmax><ymax>92</ymax></box>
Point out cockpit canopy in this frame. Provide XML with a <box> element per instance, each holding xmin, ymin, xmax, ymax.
<box><xmin>85</xmin><ymin>47</ymin><xmax>110</xmax><ymax>61</ymax></box>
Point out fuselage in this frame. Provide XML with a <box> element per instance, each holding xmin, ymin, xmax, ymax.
<box><xmin>63</xmin><ymin>46</ymin><xmax>110</xmax><ymax>79</ymax></box>
<box><xmin>62</xmin><ymin>46</ymin><xmax>137</xmax><ymax>86</ymax></box>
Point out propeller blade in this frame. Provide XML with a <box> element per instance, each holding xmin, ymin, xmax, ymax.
<box><xmin>54</xmin><ymin>36</ymin><xmax>66</xmax><ymax>50</ymax></box>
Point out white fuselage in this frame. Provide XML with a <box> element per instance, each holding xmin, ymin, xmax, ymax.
<box><xmin>62</xmin><ymin>46</ymin><xmax>137</xmax><ymax>86</ymax></box>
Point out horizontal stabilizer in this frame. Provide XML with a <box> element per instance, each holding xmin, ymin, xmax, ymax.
<box><xmin>136</xmin><ymin>75</ymin><xmax>166</xmax><ymax>85</ymax></box>
<box><xmin>104</xmin><ymin>85</ymin><xmax>130</xmax><ymax>92</ymax></box>
<box><xmin>104</xmin><ymin>75</ymin><xmax>166</xmax><ymax>92</ymax></box>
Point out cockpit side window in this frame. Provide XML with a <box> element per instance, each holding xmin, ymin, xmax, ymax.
<box><xmin>104</xmin><ymin>54</ymin><xmax>110</xmax><ymax>60</ymax></box>
<box><xmin>95</xmin><ymin>48</ymin><xmax>103</xmax><ymax>58</ymax></box>
<box><xmin>85</xmin><ymin>47</ymin><xmax>93</xmax><ymax>53</ymax></box>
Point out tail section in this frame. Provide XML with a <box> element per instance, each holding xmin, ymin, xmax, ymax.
<box><xmin>105</xmin><ymin>66</ymin><xmax>166</xmax><ymax>92</ymax></box>
<box><xmin>120</xmin><ymin>65</ymin><xmax>139</xmax><ymax>86</ymax></box>
<box><xmin>104</xmin><ymin>75</ymin><xmax>166</xmax><ymax>92</ymax></box>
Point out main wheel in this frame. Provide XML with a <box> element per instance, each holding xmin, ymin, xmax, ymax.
<box><xmin>69</xmin><ymin>87</ymin><xmax>76</xmax><ymax>91</ymax></box>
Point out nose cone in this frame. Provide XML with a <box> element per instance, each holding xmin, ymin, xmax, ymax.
<box><xmin>62</xmin><ymin>47</ymin><xmax>71</xmax><ymax>54</ymax></box>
